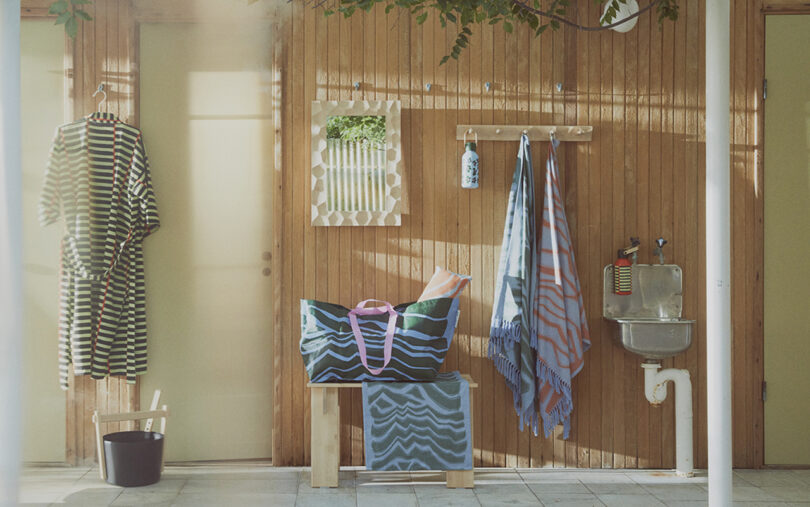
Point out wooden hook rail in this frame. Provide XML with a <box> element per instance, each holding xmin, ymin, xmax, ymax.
<box><xmin>456</xmin><ymin>125</ymin><xmax>593</xmax><ymax>142</ymax></box>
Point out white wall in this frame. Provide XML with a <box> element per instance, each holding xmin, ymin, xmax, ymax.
<box><xmin>139</xmin><ymin>21</ymin><xmax>275</xmax><ymax>461</ymax></box>
<box><xmin>20</xmin><ymin>19</ymin><xmax>66</xmax><ymax>463</ymax></box>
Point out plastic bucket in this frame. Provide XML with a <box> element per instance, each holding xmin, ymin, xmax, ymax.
<box><xmin>103</xmin><ymin>431</ymin><xmax>164</xmax><ymax>487</ymax></box>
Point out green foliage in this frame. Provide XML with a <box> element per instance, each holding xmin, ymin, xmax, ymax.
<box><xmin>48</xmin><ymin>0</ymin><xmax>93</xmax><ymax>38</ymax></box>
<box><xmin>324</xmin><ymin>0</ymin><xmax>679</xmax><ymax>64</ymax></box>
<box><xmin>327</xmin><ymin>115</ymin><xmax>386</xmax><ymax>145</ymax></box>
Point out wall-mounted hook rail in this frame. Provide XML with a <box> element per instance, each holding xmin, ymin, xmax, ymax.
<box><xmin>455</xmin><ymin>125</ymin><xmax>593</xmax><ymax>142</ymax></box>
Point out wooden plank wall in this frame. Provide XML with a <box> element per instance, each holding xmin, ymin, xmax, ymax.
<box><xmin>67</xmin><ymin>0</ymin><xmax>140</xmax><ymax>467</ymax></box>
<box><xmin>273</xmin><ymin>0</ymin><xmax>766</xmax><ymax>469</ymax></box>
<box><xmin>22</xmin><ymin>0</ymin><xmax>140</xmax><ymax>466</ymax></box>
<box><xmin>22</xmin><ymin>0</ymin><xmax>773</xmax><ymax>467</ymax></box>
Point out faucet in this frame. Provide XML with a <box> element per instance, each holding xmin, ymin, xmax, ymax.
<box><xmin>620</xmin><ymin>237</ymin><xmax>641</xmax><ymax>265</ymax></box>
<box><xmin>653</xmin><ymin>237</ymin><xmax>668</xmax><ymax>265</ymax></box>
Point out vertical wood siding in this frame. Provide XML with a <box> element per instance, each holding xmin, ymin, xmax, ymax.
<box><xmin>24</xmin><ymin>0</ymin><xmax>769</xmax><ymax>467</ymax></box>
<box><xmin>273</xmin><ymin>0</ymin><xmax>766</xmax><ymax>469</ymax></box>
<box><xmin>41</xmin><ymin>0</ymin><xmax>141</xmax><ymax>466</ymax></box>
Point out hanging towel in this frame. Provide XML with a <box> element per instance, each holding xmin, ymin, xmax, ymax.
<box><xmin>362</xmin><ymin>371</ymin><xmax>472</xmax><ymax>471</ymax></box>
<box><xmin>531</xmin><ymin>139</ymin><xmax>590</xmax><ymax>438</ymax></box>
<box><xmin>488</xmin><ymin>134</ymin><xmax>540</xmax><ymax>432</ymax></box>
<box><xmin>489</xmin><ymin>135</ymin><xmax>590</xmax><ymax>438</ymax></box>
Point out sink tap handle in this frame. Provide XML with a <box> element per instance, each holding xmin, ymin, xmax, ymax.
<box><xmin>656</xmin><ymin>237</ymin><xmax>667</xmax><ymax>248</ymax></box>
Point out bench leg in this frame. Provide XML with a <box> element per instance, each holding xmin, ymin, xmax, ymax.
<box><xmin>311</xmin><ymin>387</ymin><xmax>340</xmax><ymax>488</ymax></box>
<box><xmin>446</xmin><ymin>379</ymin><xmax>475</xmax><ymax>488</ymax></box>
<box><xmin>446</xmin><ymin>470</ymin><xmax>474</xmax><ymax>488</ymax></box>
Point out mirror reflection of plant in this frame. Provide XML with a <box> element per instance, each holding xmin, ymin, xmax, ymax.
<box><xmin>327</xmin><ymin>115</ymin><xmax>386</xmax><ymax>145</ymax></box>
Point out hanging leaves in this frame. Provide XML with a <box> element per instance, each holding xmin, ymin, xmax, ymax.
<box><xmin>321</xmin><ymin>0</ymin><xmax>679</xmax><ymax>64</ymax></box>
<box><xmin>48</xmin><ymin>0</ymin><xmax>93</xmax><ymax>38</ymax></box>
<box><xmin>49</xmin><ymin>0</ymin><xmax>680</xmax><ymax>65</ymax></box>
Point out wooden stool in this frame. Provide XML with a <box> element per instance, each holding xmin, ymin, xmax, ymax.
<box><xmin>307</xmin><ymin>374</ymin><xmax>477</xmax><ymax>489</ymax></box>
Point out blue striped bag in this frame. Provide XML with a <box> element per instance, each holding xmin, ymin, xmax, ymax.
<box><xmin>300</xmin><ymin>298</ymin><xmax>460</xmax><ymax>382</ymax></box>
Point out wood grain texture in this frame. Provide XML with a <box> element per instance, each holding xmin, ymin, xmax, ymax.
<box><xmin>272</xmin><ymin>0</ymin><xmax>767</xmax><ymax>470</ymax></box>
<box><xmin>30</xmin><ymin>0</ymin><xmax>143</xmax><ymax>466</ymax></box>
<box><xmin>26</xmin><ymin>0</ymin><xmax>771</xmax><ymax>468</ymax></box>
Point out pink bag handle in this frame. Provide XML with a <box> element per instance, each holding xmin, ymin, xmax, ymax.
<box><xmin>348</xmin><ymin>299</ymin><xmax>398</xmax><ymax>375</ymax></box>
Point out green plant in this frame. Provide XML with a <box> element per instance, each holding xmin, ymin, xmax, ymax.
<box><xmin>327</xmin><ymin>115</ymin><xmax>386</xmax><ymax>145</ymax></box>
<box><xmin>323</xmin><ymin>0</ymin><xmax>679</xmax><ymax>64</ymax></box>
<box><xmin>48</xmin><ymin>0</ymin><xmax>93</xmax><ymax>38</ymax></box>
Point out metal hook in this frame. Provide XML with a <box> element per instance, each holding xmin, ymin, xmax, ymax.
<box><xmin>353</xmin><ymin>82</ymin><xmax>361</xmax><ymax>91</ymax></box>
<box><xmin>549</xmin><ymin>129</ymin><xmax>557</xmax><ymax>141</ymax></box>
<box><xmin>92</xmin><ymin>83</ymin><xmax>107</xmax><ymax>112</ymax></box>
<box><xmin>484</xmin><ymin>81</ymin><xmax>492</xmax><ymax>92</ymax></box>
<box><xmin>463</xmin><ymin>128</ymin><xmax>477</xmax><ymax>144</ymax></box>
<box><xmin>425</xmin><ymin>83</ymin><xmax>432</xmax><ymax>92</ymax></box>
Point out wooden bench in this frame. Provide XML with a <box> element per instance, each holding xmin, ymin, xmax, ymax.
<box><xmin>308</xmin><ymin>374</ymin><xmax>477</xmax><ymax>488</ymax></box>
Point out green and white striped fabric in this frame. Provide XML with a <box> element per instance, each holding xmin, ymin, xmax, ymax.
<box><xmin>39</xmin><ymin>112</ymin><xmax>159</xmax><ymax>389</ymax></box>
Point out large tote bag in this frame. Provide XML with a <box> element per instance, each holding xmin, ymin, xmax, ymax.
<box><xmin>300</xmin><ymin>297</ymin><xmax>460</xmax><ymax>382</ymax></box>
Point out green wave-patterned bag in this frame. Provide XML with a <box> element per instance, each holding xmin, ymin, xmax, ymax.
<box><xmin>300</xmin><ymin>298</ymin><xmax>460</xmax><ymax>382</ymax></box>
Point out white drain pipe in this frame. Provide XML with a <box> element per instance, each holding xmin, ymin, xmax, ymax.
<box><xmin>642</xmin><ymin>363</ymin><xmax>694</xmax><ymax>477</ymax></box>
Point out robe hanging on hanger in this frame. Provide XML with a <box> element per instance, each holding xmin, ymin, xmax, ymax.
<box><xmin>39</xmin><ymin>112</ymin><xmax>160</xmax><ymax>389</ymax></box>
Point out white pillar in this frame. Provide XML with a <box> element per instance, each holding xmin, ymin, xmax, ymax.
<box><xmin>0</xmin><ymin>1</ymin><xmax>24</xmax><ymax>506</ymax></box>
<box><xmin>705</xmin><ymin>0</ymin><xmax>733</xmax><ymax>505</ymax></box>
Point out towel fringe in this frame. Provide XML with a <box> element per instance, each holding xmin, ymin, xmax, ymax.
<box><xmin>534</xmin><ymin>357</ymin><xmax>576</xmax><ymax>439</ymax></box>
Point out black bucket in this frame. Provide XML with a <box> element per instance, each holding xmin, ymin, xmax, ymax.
<box><xmin>103</xmin><ymin>431</ymin><xmax>164</xmax><ymax>487</ymax></box>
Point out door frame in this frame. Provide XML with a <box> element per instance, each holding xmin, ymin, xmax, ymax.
<box><xmin>20</xmin><ymin>0</ymin><xmax>286</xmax><ymax>465</ymax></box>
<box><xmin>131</xmin><ymin>0</ymin><xmax>286</xmax><ymax>463</ymax></box>
<box><xmin>757</xmin><ymin>0</ymin><xmax>810</xmax><ymax>466</ymax></box>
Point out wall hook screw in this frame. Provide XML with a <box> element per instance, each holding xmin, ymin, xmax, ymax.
<box><xmin>484</xmin><ymin>82</ymin><xmax>492</xmax><ymax>92</ymax></box>
<box><xmin>556</xmin><ymin>82</ymin><xmax>563</xmax><ymax>92</ymax></box>
<box><xmin>353</xmin><ymin>82</ymin><xmax>361</xmax><ymax>91</ymax></box>
<box><xmin>425</xmin><ymin>82</ymin><xmax>432</xmax><ymax>92</ymax></box>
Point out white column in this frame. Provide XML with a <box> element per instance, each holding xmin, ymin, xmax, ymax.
<box><xmin>705</xmin><ymin>0</ymin><xmax>733</xmax><ymax>505</ymax></box>
<box><xmin>0</xmin><ymin>1</ymin><xmax>24</xmax><ymax>506</ymax></box>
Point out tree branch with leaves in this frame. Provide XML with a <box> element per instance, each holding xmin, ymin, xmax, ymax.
<box><xmin>323</xmin><ymin>0</ymin><xmax>679</xmax><ymax>64</ymax></box>
<box><xmin>50</xmin><ymin>0</ymin><xmax>680</xmax><ymax>65</ymax></box>
<box><xmin>48</xmin><ymin>0</ymin><xmax>93</xmax><ymax>38</ymax></box>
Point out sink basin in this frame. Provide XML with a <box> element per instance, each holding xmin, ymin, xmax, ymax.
<box><xmin>603</xmin><ymin>264</ymin><xmax>695</xmax><ymax>359</ymax></box>
<box><xmin>614</xmin><ymin>318</ymin><xmax>694</xmax><ymax>359</ymax></box>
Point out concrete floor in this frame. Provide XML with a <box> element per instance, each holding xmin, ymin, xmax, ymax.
<box><xmin>17</xmin><ymin>464</ymin><xmax>810</xmax><ymax>506</ymax></box>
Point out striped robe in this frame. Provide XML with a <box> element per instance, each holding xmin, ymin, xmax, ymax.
<box><xmin>38</xmin><ymin>112</ymin><xmax>159</xmax><ymax>389</ymax></box>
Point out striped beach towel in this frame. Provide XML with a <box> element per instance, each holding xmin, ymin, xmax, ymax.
<box><xmin>531</xmin><ymin>139</ymin><xmax>590</xmax><ymax>438</ymax></box>
<box><xmin>362</xmin><ymin>371</ymin><xmax>472</xmax><ymax>471</ymax></box>
<box><xmin>488</xmin><ymin>134</ymin><xmax>540</xmax><ymax>433</ymax></box>
<box><xmin>489</xmin><ymin>135</ymin><xmax>590</xmax><ymax>438</ymax></box>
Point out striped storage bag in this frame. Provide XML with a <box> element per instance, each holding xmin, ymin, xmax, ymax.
<box><xmin>300</xmin><ymin>298</ymin><xmax>460</xmax><ymax>382</ymax></box>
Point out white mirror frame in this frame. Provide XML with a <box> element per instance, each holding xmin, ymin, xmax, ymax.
<box><xmin>310</xmin><ymin>100</ymin><xmax>402</xmax><ymax>226</ymax></box>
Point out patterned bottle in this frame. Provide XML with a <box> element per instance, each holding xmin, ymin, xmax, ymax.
<box><xmin>461</xmin><ymin>141</ymin><xmax>479</xmax><ymax>189</ymax></box>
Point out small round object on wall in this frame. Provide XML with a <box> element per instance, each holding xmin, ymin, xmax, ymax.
<box><xmin>461</xmin><ymin>130</ymin><xmax>479</xmax><ymax>189</ymax></box>
<box><xmin>601</xmin><ymin>0</ymin><xmax>640</xmax><ymax>33</ymax></box>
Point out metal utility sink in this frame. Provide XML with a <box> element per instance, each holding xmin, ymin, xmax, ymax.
<box><xmin>603</xmin><ymin>264</ymin><xmax>695</xmax><ymax>360</ymax></box>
